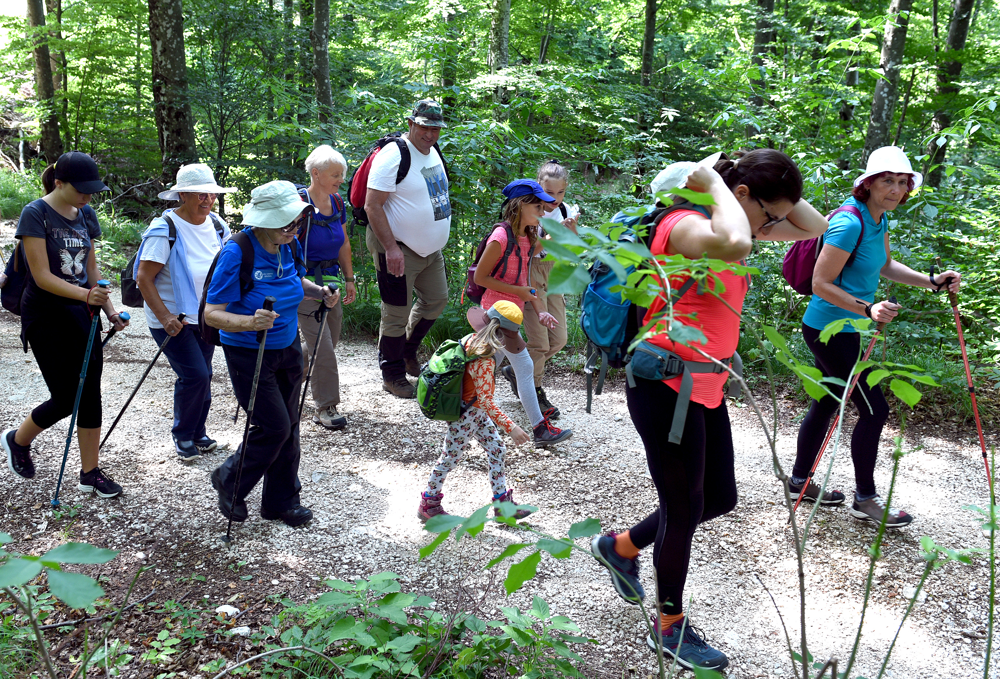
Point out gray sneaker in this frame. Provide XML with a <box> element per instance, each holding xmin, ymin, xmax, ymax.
<box><xmin>850</xmin><ymin>494</ymin><xmax>912</xmax><ymax>528</ymax></box>
<box><xmin>313</xmin><ymin>406</ymin><xmax>347</xmax><ymax>430</ymax></box>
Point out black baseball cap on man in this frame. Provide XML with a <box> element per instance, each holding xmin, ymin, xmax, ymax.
<box><xmin>406</xmin><ymin>99</ymin><xmax>447</xmax><ymax>128</ymax></box>
<box><xmin>53</xmin><ymin>151</ymin><xmax>110</xmax><ymax>194</ymax></box>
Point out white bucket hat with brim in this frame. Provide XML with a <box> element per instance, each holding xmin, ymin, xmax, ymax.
<box><xmin>240</xmin><ymin>180</ymin><xmax>313</xmax><ymax>229</ymax></box>
<box><xmin>650</xmin><ymin>152</ymin><xmax>723</xmax><ymax>197</ymax></box>
<box><xmin>158</xmin><ymin>163</ymin><xmax>238</xmax><ymax>201</ymax></box>
<box><xmin>854</xmin><ymin>146</ymin><xmax>923</xmax><ymax>190</ymax></box>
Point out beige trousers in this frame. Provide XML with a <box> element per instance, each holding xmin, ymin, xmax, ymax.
<box><xmin>523</xmin><ymin>258</ymin><xmax>568</xmax><ymax>383</ymax></box>
<box><xmin>297</xmin><ymin>296</ymin><xmax>343</xmax><ymax>410</ymax></box>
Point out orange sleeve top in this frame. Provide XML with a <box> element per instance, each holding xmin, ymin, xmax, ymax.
<box><xmin>641</xmin><ymin>209</ymin><xmax>749</xmax><ymax>408</ymax></box>
<box><xmin>460</xmin><ymin>353</ymin><xmax>516</xmax><ymax>434</ymax></box>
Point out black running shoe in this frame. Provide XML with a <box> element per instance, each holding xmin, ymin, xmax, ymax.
<box><xmin>78</xmin><ymin>467</ymin><xmax>123</xmax><ymax>498</ymax></box>
<box><xmin>3</xmin><ymin>428</ymin><xmax>35</xmax><ymax>480</ymax></box>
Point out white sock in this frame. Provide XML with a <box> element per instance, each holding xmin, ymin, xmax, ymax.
<box><xmin>497</xmin><ymin>347</ymin><xmax>544</xmax><ymax>426</ymax></box>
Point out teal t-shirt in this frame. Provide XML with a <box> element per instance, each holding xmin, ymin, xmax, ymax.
<box><xmin>206</xmin><ymin>229</ymin><xmax>305</xmax><ymax>350</ymax></box>
<box><xmin>802</xmin><ymin>197</ymin><xmax>887</xmax><ymax>334</ymax></box>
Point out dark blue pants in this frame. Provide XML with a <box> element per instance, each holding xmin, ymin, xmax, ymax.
<box><xmin>217</xmin><ymin>342</ymin><xmax>303</xmax><ymax>514</ymax></box>
<box><xmin>150</xmin><ymin>325</ymin><xmax>215</xmax><ymax>441</ymax></box>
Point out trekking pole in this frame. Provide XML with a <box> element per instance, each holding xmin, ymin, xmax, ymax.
<box><xmin>792</xmin><ymin>297</ymin><xmax>896</xmax><ymax>515</ymax></box>
<box><xmin>101</xmin><ymin>311</ymin><xmax>130</xmax><ymax>347</ymax></box>
<box><xmin>223</xmin><ymin>296</ymin><xmax>276</xmax><ymax>548</ymax></box>
<box><xmin>99</xmin><ymin>314</ymin><xmax>185</xmax><ymax>450</ymax></box>
<box><xmin>298</xmin><ymin>283</ymin><xmax>338</xmax><ymax>420</ymax></box>
<box><xmin>53</xmin><ymin>280</ymin><xmax>109</xmax><ymax>507</ymax></box>
<box><xmin>938</xmin><ymin>266</ymin><xmax>994</xmax><ymax>503</ymax></box>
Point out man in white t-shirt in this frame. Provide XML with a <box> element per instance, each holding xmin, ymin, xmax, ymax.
<box><xmin>365</xmin><ymin>100</ymin><xmax>452</xmax><ymax>398</ymax></box>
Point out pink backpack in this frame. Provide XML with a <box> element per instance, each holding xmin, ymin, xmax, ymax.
<box><xmin>782</xmin><ymin>205</ymin><xmax>864</xmax><ymax>296</ymax></box>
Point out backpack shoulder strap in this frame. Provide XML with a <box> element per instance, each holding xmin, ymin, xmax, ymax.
<box><xmin>559</xmin><ymin>203</ymin><xmax>568</xmax><ymax>219</ymax></box>
<box><xmin>333</xmin><ymin>192</ymin><xmax>345</xmax><ymax>218</ymax></box>
<box><xmin>433</xmin><ymin>141</ymin><xmax>450</xmax><ymax>183</ymax></box>
<box><xmin>232</xmin><ymin>230</ymin><xmax>256</xmax><ymax>295</ymax></box>
<box><xmin>394</xmin><ymin>137</ymin><xmax>411</xmax><ymax>185</ymax></box>
<box><xmin>162</xmin><ymin>215</ymin><xmax>178</xmax><ymax>249</ymax></box>
<box><xmin>208</xmin><ymin>213</ymin><xmax>226</xmax><ymax>239</ymax></box>
<box><xmin>826</xmin><ymin>205</ymin><xmax>866</xmax><ymax>266</ymax></box>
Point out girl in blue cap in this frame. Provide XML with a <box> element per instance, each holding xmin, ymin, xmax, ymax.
<box><xmin>473</xmin><ymin>179</ymin><xmax>572</xmax><ymax>447</ymax></box>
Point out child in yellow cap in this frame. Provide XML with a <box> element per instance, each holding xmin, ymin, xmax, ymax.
<box><xmin>418</xmin><ymin>300</ymin><xmax>533</xmax><ymax>521</ymax></box>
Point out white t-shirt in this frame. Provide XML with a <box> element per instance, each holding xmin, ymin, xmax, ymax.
<box><xmin>140</xmin><ymin>213</ymin><xmax>224</xmax><ymax>328</ymax></box>
<box><xmin>367</xmin><ymin>137</ymin><xmax>451</xmax><ymax>257</ymax></box>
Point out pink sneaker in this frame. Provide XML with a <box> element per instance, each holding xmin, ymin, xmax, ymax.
<box><xmin>418</xmin><ymin>492</ymin><xmax>448</xmax><ymax>522</ymax></box>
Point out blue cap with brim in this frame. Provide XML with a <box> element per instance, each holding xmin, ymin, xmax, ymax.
<box><xmin>502</xmin><ymin>179</ymin><xmax>555</xmax><ymax>202</ymax></box>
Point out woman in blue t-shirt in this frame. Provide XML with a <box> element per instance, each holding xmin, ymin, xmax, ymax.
<box><xmin>791</xmin><ymin>146</ymin><xmax>961</xmax><ymax>528</ymax></box>
<box><xmin>203</xmin><ymin>181</ymin><xmax>339</xmax><ymax>528</ymax></box>
<box><xmin>1</xmin><ymin>152</ymin><xmax>128</xmax><ymax>499</ymax></box>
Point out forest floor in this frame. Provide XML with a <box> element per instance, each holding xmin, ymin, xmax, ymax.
<box><xmin>1</xmin><ymin>239</ymin><xmax>997</xmax><ymax>679</ymax></box>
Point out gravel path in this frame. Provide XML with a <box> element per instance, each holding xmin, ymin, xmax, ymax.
<box><xmin>1</xmin><ymin>230</ymin><xmax>996</xmax><ymax>678</ymax></box>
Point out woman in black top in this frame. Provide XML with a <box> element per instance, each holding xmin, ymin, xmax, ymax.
<box><xmin>1</xmin><ymin>152</ymin><xmax>128</xmax><ymax>498</ymax></box>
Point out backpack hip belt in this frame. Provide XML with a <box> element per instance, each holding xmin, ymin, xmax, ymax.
<box><xmin>626</xmin><ymin>340</ymin><xmax>743</xmax><ymax>444</ymax></box>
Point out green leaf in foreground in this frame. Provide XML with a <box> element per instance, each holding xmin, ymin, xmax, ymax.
<box><xmin>419</xmin><ymin>530</ymin><xmax>451</xmax><ymax>559</ymax></box>
<box><xmin>567</xmin><ymin>517</ymin><xmax>601</xmax><ymax>539</ymax></box>
<box><xmin>888</xmin><ymin>378</ymin><xmax>922</xmax><ymax>408</ymax></box>
<box><xmin>41</xmin><ymin>543</ymin><xmax>118</xmax><ymax>565</ymax></box>
<box><xmin>47</xmin><ymin>569</ymin><xmax>105</xmax><ymax>609</ymax></box>
<box><xmin>0</xmin><ymin>558</ymin><xmax>43</xmax><ymax>588</ymax></box>
<box><xmin>547</xmin><ymin>262</ymin><xmax>591</xmax><ymax>295</ymax></box>
<box><xmin>504</xmin><ymin>550</ymin><xmax>542</xmax><ymax>594</ymax></box>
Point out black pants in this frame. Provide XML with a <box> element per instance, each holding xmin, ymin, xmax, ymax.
<box><xmin>793</xmin><ymin>324</ymin><xmax>889</xmax><ymax>498</ymax></box>
<box><xmin>26</xmin><ymin>306</ymin><xmax>103</xmax><ymax>430</ymax></box>
<box><xmin>217</xmin><ymin>342</ymin><xmax>303</xmax><ymax>514</ymax></box>
<box><xmin>626</xmin><ymin>377</ymin><xmax>738</xmax><ymax>613</ymax></box>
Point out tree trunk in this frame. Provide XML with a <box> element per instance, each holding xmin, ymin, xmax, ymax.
<box><xmin>311</xmin><ymin>0</ymin><xmax>332</xmax><ymax>125</ymax></box>
<box><xmin>299</xmin><ymin>0</ymin><xmax>314</xmax><ymax>126</ymax></box>
<box><xmin>488</xmin><ymin>0</ymin><xmax>510</xmax><ymax>107</ymax></box>
<box><xmin>538</xmin><ymin>0</ymin><xmax>558</xmax><ymax>65</ymax></box>
<box><xmin>149</xmin><ymin>0</ymin><xmax>197</xmax><ymax>183</ymax></box>
<box><xmin>925</xmin><ymin>0</ymin><xmax>975</xmax><ymax>187</ymax></box>
<box><xmin>639</xmin><ymin>0</ymin><xmax>656</xmax><ymax>88</ymax></box>
<box><xmin>441</xmin><ymin>9</ymin><xmax>458</xmax><ymax>110</ymax></box>
<box><xmin>862</xmin><ymin>0</ymin><xmax>913</xmax><ymax>164</ymax></box>
<box><xmin>44</xmin><ymin>0</ymin><xmax>62</xmax><ymax>95</ymax></box>
<box><xmin>839</xmin><ymin>19</ymin><xmax>860</xmax><ymax>123</ymax></box>
<box><xmin>27</xmin><ymin>0</ymin><xmax>62</xmax><ymax>163</ymax></box>
<box><xmin>749</xmin><ymin>0</ymin><xmax>775</xmax><ymax>108</ymax></box>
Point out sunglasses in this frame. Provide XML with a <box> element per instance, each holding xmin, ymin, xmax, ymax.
<box><xmin>754</xmin><ymin>196</ymin><xmax>787</xmax><ymax>229</ymax></box>
<box><xmin>278</xmin><ymin>216</ymin><xmax>309</xmax><ymax>234</ymax></box>
<box><xmin>184</xmin><ymin>192</ymin><xmax>217</xmax><ymax>201</ymax></box>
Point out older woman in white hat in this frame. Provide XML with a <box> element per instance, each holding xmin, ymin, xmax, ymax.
<box><xmin>790</xmin><ymin>146</ymin><xmax>961</xmax><ymax>528</ymax></box>
<box><xmin>203</xmin><ymin>180</ymin><xmax>338</xmax><ymax>528</ymax></box>
<box><xmin>136</xmin><ymin>163</ymin><xmax>236</xmax><ymax>461</ymax></box>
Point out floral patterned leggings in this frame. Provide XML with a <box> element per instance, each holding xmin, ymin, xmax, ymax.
<box><xmin>424</xmin><ymin>406</ymin><xmax>508</xmax><ymax>498</ymax></box>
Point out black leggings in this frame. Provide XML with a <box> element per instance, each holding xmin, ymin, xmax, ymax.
<box><xmin>627</xmin><ymin>377</ymin><xmax>738</xmax><ymax>613</ymax></box>
<box><xmin>793</xmin><ymin>324</ymin><xmax>889</xmax><ymax>497</ymax></box>
<box><xmin>26</xmin><ymin>308</ymin><xmax>103</xmax><ymax>430</ymax></box>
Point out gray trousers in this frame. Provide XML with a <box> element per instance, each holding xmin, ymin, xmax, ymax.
<box><xmin>297</xmin><ymin>296</ymin><xmax>343</xmax><ymax>410</ymax></box>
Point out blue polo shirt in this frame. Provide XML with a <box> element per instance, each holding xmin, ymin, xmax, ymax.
<box><xmin>803</xmin><ymin>197</ymin><xmax>887</xmax><ymax>333</ymax></box>
<box><xmin>206</xmin><ymin>229</ymin><xmax>305</xmax><ymax>349</ymax></box>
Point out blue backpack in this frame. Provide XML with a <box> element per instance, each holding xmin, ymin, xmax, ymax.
<box><xmin>581</xmin><ymin>202</ymin><xmax>708</xmax><ymax>412</ymax></box>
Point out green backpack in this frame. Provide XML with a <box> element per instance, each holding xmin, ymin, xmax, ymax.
<box><xmin>417</xmin><ymin>338</ymin><xmax>478</xmax><ymax>421</ymax></box>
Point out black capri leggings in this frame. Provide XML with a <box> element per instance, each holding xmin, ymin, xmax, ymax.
<box><xmin>26</xmin><ymin>307</ymin><xmax>103</xmax><ymax>430</ymax></box>
<box><xmin>792</xmin><ymin>323</ymin><xmax>889</xmax><ymax>498</ymax></box>
<box><xmin>626</xmin><ymin>377</ymin><xmax>738</xmax><ymax>614</ymax></box>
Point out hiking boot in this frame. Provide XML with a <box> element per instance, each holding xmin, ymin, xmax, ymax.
<box><xmin>418</xmin><ymin>492</ymin><xmax>448</xmax><ymax>522</ymax></box>
<box><xmin>788</xmin><ymin>478</ymin><xmax>845</xmax><ymax>506</ymax></box>
<box><xmin>501</xmin><ymin>365</ymin><xmax>518</xmax><ymax>395</ymax></box>
<box><xmin>261</xmin><ymin>504</ymin><xmax>313</xmax><ymax>527</ymax></box>
<box><xmin>193</xmin><ymin>436</ymin><xmax>218</xmax><ymax>454</ymax></box>
<box><xmin>536</xmin><ymin>386</ymin><xmax>560</xmax><ymax>420</ymax></box>
<box><xmin>211</xmin><ymin>467</ymin><xmax>247</xmax><ymax>522</ymax></box>
<box><xmin>849</xmin><ymin>494</ymin><xmax>913</xmax><ymax>528</ymax></box>
<box><xmin>646</xmin><ymin>617</ymin><xmax>729</xmax><ymax>671</ymax></box>
<box><xmin>173</xmin><ymin>435</ymin><xmax>200</xmax><ymax>461</ymax></box>
<box><xmin>313</xmin><ymin>406</ymin><xmax>347</xmax><ymax>430</ymax></box>
<box><xmin>404</xmin><ymin>357</ymin><xmax>422</xmax><ymax>378</ymax></box>
<box><xmin>533</xmin><ymin>418</ymin><xmax>571</xmax><ymax>447</ymax></box>
<box><xmin>78</xmin><ymin>467</ymin><xmax>123</xmax><ymax>499</ymax></box>
<box><xmin>383</xmin><ymin>377</ymin><xmax>415</xmax><ymax>399</ymax></box>
<box><xmin>3</xmin><ymin>428</ymin><xmax>35</xmax><ymax>480</ymax></box>
<box><xmin>591</xmin><ymin>532</ymin><xmax>645</xmax><ymax>604</ymax></box>
<box><xmin>492</xmin><ymin>489</ymin><xmax>533</xmax><ymax>520</ymax></box>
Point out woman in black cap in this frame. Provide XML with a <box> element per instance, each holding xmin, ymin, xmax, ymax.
<box><xmin>2</xmin><ymin>152</ymin><xmax>128</xmax><ymax>498</ymax></box>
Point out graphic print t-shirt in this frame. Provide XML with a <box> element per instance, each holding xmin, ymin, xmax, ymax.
<box><xmin>367</xmin><ymin>137</ymin><xmax>451</xmax><ymax>257</ymax></box>
<box><xmin>15</xmin><ymin>199</ymin><xmax>100</xmax><ymax>290</ymax></box>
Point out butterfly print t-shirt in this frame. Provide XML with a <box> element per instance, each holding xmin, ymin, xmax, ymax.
<box><xmin>16</xmin><ymin>198</ymin><xmax>101</xmax><ymax>290</ymax></box>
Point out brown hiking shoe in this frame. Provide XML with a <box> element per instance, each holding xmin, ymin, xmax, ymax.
<box><xmin>536</xmin><ymin>386</ymin><xmax>560</xmax><ymax>420</ymax></box>
<box><xmin>418</xmin><ymin>492</ymin><xmax>448</xmax><ymax>522</ymax></box>
<box><xmin>404</xmin><ymin>357</ymin><xmax>422</xmax><ymax>377</ymax></box>
<box><xmin>383</xmin><ymin>377</ymin><xmax>415</xmax><ymax>399</ymax></box>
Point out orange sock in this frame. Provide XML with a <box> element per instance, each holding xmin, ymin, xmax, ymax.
<box><xmin>613</xmin><ymin>531</ymin><xmax>640</xmax><ymax>560</ymax></box>
<box><xmin>659</xmin><ymin>612</ymin><xmax>685</xmax><ymax>632</ymax></box>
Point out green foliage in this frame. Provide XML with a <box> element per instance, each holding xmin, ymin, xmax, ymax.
<box><xmin>0</xmin><ymin>171</ymin><xmax>41</xmax><ymax>222</ymax></box>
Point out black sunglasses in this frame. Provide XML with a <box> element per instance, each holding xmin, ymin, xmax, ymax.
<box><xmin>754</xmin><ymin>196</ymin><xmax>787</xmax><ymax>229</ymax></box>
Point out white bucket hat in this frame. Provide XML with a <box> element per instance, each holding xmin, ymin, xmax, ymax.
<box><xmin>240</xmin><ymin>180</ymin><xmax>313</xmax><ymax>229</ymax></box>
<box><xmin>854</xmin><ymin>146</ymin><xmax>923</xmax><ymax>190</ymax></box>
<box><xmin>158</xmin><ymin>163</ymin><xmax>237</xmax><ymax>201</ymax></box>
<box><xmin>650</xmin><ymin>152</ymin><xmax>723</xmax><ymax>197</ymax></box>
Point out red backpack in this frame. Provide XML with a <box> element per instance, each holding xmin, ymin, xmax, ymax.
<box><xmin>782</xmin><ymin>205</ymin><xmax>864</xmax><ymax>296</ymax></box>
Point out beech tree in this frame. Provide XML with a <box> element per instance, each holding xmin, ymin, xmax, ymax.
<box><xmin>311</xmin><ymin>0</ymin><xmax>332</xmax><ymax>125</ymax></box>
<box><xmin>862</xmin><ymin>0</ymin><xmax>914</xmax><ymax>162</ymax></box>
<box><xmin>148</xmin><ymin>0</ymin><xmax>197</xmax><ymax>182</ymax></box>
<box><xmin>27</xmin><ymin>0</ymin><xmax>62</xmax><ymax>163</ymax></box>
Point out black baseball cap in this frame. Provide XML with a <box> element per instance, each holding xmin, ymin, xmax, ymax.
<box><xmin>53</xmin><ymin>152</ymin><xmax>109</xmax><ymax>193</ymax></box>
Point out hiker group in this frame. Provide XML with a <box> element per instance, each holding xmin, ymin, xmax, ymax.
<box><xmin>1</xmin><ymin>98</ymin><xmax>969</xmax><ymax>671</ymax></box>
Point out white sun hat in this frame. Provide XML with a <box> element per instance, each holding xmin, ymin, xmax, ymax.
<box><xmin>854</xmin><ymin>146</ymin><xmax>923</xmax><ymax>190</ymax></box>
<box><xmin>158</xmin><ymin>163</ymin><xmax>238</xmax><ymax>201</ymax></box>
<box><xmin>240</xmin><ymin>180</ymin><xmax>313</xmax><ymax>229</ymax></box>
<box><xmin>650</xmin><ymin>152</ymin><xmax>724</xmax><ymax>197</ymax></box>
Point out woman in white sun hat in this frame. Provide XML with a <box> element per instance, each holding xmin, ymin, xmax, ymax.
<box><xmin>790</xmin><ymin>146</ymin><xmax>962</xmax><ymax>528</ymax></box>
<box><xmin>203</xmin><ymin>180</ymin><xmax>339</xmax><ymax>528</ymax></box>
<box><xmin>135</xmin><ymin>163</ymin><xmax>236</xmax><ymax>461</ymax></box>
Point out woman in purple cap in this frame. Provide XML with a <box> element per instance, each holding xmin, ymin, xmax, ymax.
<box><xmin>472</xmin><ymin>179</ymin><xmax>572</xmax><ymax>447</ymax></box>
<box><xmin>2</xmin><ymin>152</ymin><xmax>128</xmax><ymax>498</ymax></box>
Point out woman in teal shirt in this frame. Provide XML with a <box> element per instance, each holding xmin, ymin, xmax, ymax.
<box><xmin>791</xmin><ymin>146</ymin><xmax>961</xmax><ymax>528</ymax></box>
